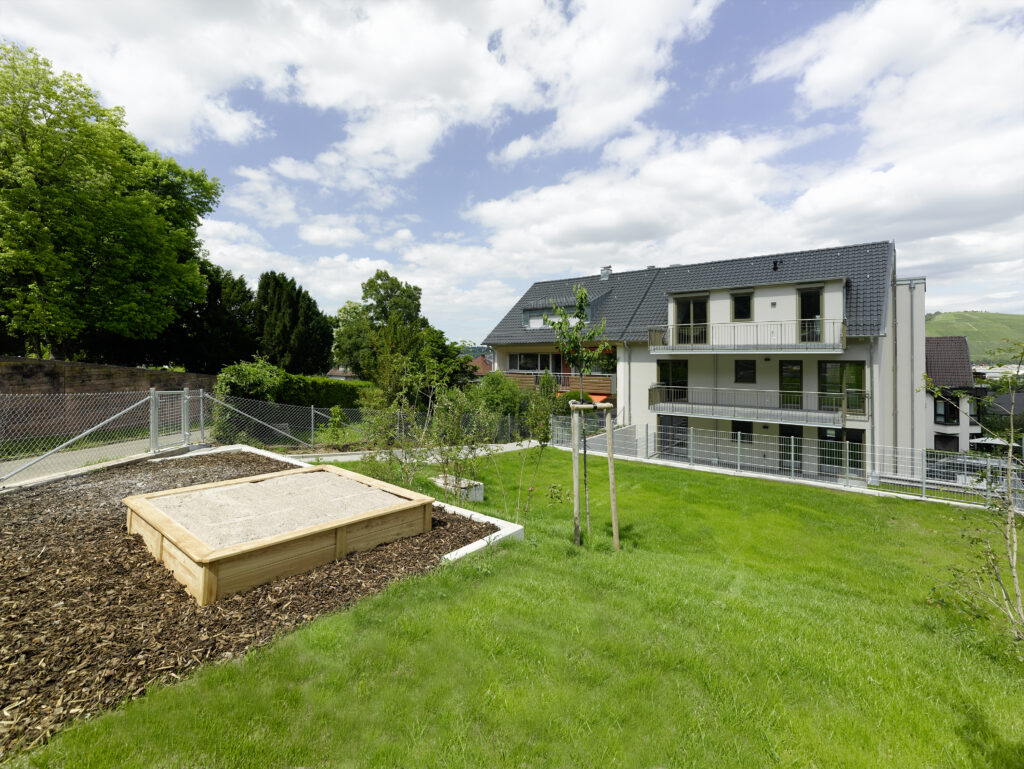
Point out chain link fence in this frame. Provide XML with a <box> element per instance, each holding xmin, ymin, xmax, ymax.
<box><xmin>0</xmin><ymin>389</ymin><xmax>537</xmax><ymax>487</ymax></box>
<box><xmin>550</xmin><ymin>416</ymin><xmax>1023</xmax><ymax>508</ymax></box>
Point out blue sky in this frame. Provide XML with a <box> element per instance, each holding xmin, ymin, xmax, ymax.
<box><xmin>4</xmin><ymin>0</ymin><xmax>1023</xmax><ymax>343</ymax></box>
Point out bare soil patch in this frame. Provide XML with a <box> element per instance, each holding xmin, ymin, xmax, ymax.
<box><xmin>0</xmin><ymin>452</ymin><xmax>497</xmax><ymax>759</ymax></box>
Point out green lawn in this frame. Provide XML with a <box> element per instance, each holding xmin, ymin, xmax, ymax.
<box><xmin>21</xmin><ymin>449</ymin><xmax>1024</xmax><ymax>768</ymax></box>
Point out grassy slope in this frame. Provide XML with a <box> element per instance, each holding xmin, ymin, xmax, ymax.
<box><xmin>926</xmin><ymin>311</ymin><xmax>1024</xmax><ymax>363</ymax></box>
<box><xmin>24</xmin><ymin>450</ymin><xmax>1024</xmax><ymax>769</ymax></box>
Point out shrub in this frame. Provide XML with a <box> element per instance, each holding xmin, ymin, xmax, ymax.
<box><xmin>552</xmin><ymin>390</ymin><xmax>593</xmax><ymax>415</ymax></box>
<box><xmin>215</xmin><ymin>359</ymin><xmax>371</xmax><ymax>407</ymax></box>
<box><xmin>471</xmin><ymin>371</ymin><xmax>527</xmax><ymax>418</ymax></box>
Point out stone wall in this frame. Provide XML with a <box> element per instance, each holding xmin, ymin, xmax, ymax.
<box><xmin>0</xmin><ymin>357</ymin><xmax>216</xmax><ymax>395</ymax></box>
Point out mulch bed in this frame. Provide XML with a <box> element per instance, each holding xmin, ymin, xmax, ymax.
<box><xmin>0</xmin><ymin>452</ymin><xmax>497</xmax><ymax>759</ymax></box>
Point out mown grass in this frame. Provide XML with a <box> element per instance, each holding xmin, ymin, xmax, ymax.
<box><xmin>20</xmin><ymin>448</ymin><xmax>1024</xmax><ymax>768</ymax></box>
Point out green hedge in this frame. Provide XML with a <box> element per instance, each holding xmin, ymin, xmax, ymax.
<box><xmin>215</xmin><ymin>359</ymin><xmax>372</xmax><ymax>407</ymax></box>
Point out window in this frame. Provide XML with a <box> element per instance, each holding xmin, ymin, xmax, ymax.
<box><xmin>522</xmin><ymin>309</ymin><xmax>547</xmax><ymax>328</ymax></box>
<box><xmin>934</xmin><ymin>395</ymin><xmax>960</xmax><ymax>425</ymax></box>
<box><xmin>734</xmin><ymin>359</ymin><xmax>756</xmax><ymax>384</ymax></box>
<box><xmin>508</xmin><ymin>352</ymin><xmax>561</xmax><ymax>372</ymax></box>
<box><xmin>732</xmin><ymin>293</ymin><xmax>752</xmax><ymax>321</ymax></box>
<box><xmin>673</xmin><ymin>296</ymin><xmax>708</xmax><ymax>344</ymax></box>
<box><xmin>732</xmin><ymin>420</ymin><xmax>754</xmax><ymax>441</ymax></box>
<box><xmin>817</xmin><ymin>361</ymin><xmax>865</xmax><ymax>413</ymax></box>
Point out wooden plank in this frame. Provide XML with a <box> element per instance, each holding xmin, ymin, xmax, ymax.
<box><xmin>335</xmin><ymin>526</ymin><xmax>348</xmax><ymax>560</ymax></box>
<box><xmin>124</xmin><ymin>495</ymin><xmax>213</xmax><ymax>561</ymax></box>
<box><xmin>346</xmin><ymin>508</ymin><xmax>423</xmax><ymax>552</ymax></box>
<box><xmin>128</xmin><ymin>511</ymin><xmax>164</xmax><ymax>561</ymax></box>
<box><xmin>199</xmin><ymin>563</ymin><xmax>218</xmax><ymax>607</ymax></box>
<box><xmin>160</xmin><ymin>538</ymin><xmax>205</xmax><ymax>603</ymax></box>
<box><xmin>216</xmin><ymin>531</ymin><xmax>336</xmax><ymax>598</ymax></box>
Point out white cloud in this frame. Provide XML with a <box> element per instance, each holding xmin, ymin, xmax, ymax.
<box><xmin>493</xmin><ymin>0</ymin><xmax>722</xmax><ymax>162</ymax></box>
<box><xmin>1</xmin><ymin>0</ymin><xmax>724</xmax><ymax>201</ymax></box>
<box><xmin>297</xmin><ymin>215</ymin><xmax>365</xmax><ymax>248</ymax></box>
<box><xmin>373</xmin><ymin>228</ymin><xmax>416</xmax><ymax>252</ymax></box>
<box><xmin>222</xmin><ymin>167</ymin><xmax>300</xmax><ymax>227</ymax></box>
<box><xmin>200</xmin><ymin>218</ymin><xmax>391</xmax><ymax>314</ymax></box>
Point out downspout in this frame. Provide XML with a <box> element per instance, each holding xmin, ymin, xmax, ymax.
<box><xmin>618</xmin><ymin>342</ymin><xmax>626</xmax><ymax>428</ymax></box>
<box><xmin>892</xmin><ymin>281</ymin><xmax>899</xmax><ymax>449</ymax></box>
<box><xmin>909</xmin><ymin>281</ymin><xmax>916</xmax><ymax>451</ymax></box>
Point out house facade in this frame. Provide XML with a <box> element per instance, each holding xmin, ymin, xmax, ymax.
<box><xmin>484</xmin><ymin>242</ymin><xmax>931</xmax><ymax>470</ymax></box>
<box><xmin>925</xmin><ymin>336</ymin><xmax>984</xmax><ymax>452</ymax></box>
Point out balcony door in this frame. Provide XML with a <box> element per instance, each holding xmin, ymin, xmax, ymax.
<box><xmin>674</xmin><ymin>297</ymin><xmax>708</xmax><ymax>345</ymax></box>
<box><xmin>818</xmin><ymin>361</ymin><xmax>865</xmax><ymax>413</ymax></box>
<box><xmin>657</xmin><ymin>359</ymin><xmax>688</xmax><ymax>404</ymax></box>
<box><xmin>799</xmin><ymin>288</ymin><xmax>822</xmax><ymax>343</ymax></box>
<box><xmin>780</xmin><ymin>360</ymin><xmax>803</xmax><ymax>410</ymax></box>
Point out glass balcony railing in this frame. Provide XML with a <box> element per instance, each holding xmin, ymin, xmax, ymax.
<box><xmin>648</xmin><ymin>319</ymin><xmax>845</xmax><ymax>352</ymax></box>
<box><xmin>649</xmin><ymin>385</ymin><xmax>869</xmax><ymax>425</ymax></box>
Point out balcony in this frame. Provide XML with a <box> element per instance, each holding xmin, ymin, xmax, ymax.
<box><xmin>648</xmin><ymin>319</ymin><xmax>846</xmax><ymax>353</ymax></box>
<box><xmin>649</xmin><ymin>385</ymin><xmax>869</xmax><ymax>427</ymax></box>
<box><xmin>505</xmin><ymin>370</ymin><xmax>616</xmax><ymax>396</ymax></box>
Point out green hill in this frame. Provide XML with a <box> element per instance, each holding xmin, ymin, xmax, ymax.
<box><xmin>925</xmin><ymin>310</ymin><xmax>1024</xmax><ymax>363</ymax></box>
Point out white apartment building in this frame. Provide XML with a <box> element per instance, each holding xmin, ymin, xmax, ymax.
<box><xmin>485</xmin><ymin>242</ymin><xmax>930</xmax><ymax>475</ymax></box>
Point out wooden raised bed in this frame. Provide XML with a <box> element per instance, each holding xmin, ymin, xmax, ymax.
<box><xmin>124</xmin><ymin>464</ymin><xmax>434</xmax><ymax>606</ymax></box>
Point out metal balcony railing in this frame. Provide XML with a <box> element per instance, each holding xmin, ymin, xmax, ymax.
<box><xmin>648</xmin><ymin>385</ymin><xmax>869</xmax><ymax>426</ymax></box>
<box><xmin>648</xmin><ymin>319</ymin><xmax>846</xmax><ymax>352</ymax></box>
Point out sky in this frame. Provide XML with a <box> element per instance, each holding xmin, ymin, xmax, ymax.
<box><xmin>3</xmin><ymin>0</ymin><xmax>1023</xmax><ymax>344</ymax></box>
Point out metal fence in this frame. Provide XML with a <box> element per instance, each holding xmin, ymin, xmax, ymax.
<box><xmin>0</xmin><ymin>389</ymin><xmax>535</xmax><ymax>487</ymax></box>
<box><xmin>550</xmin><ymin>416</ymin><xmax>1023</xmax><ymax>509</ymax></box>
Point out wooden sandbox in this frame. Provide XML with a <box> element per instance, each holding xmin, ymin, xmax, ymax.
<box><xmin>124</xmin><ymin>464</ymin><xmax>434</xmax><ymax>606</ymax></box>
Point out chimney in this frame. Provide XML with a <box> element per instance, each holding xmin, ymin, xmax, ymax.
<box><xmin>600</xmin><ymin>265</ymin><xmax>612</xmax><ymax>281</ymax></box>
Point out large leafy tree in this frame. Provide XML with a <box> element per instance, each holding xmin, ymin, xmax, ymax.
<box><xmin>0</xmin><ymin>44</ymin><xmax>220</xmax><ymax>357</ymax></box>
<box><xmin>254</xmin><ymin>271</ymin><xmax>333</xmax><ymax>375</ymax></box>
<box><xmin>333</xmin><ymin>268</ymin><xmax>473</xmax><ymax>402</ymax></box>
<box><xmin>71</xmin><ymin>259</ymin><xmax>257</xmax><ymax>372</ymax></box>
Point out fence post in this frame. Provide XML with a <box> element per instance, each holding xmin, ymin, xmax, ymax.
<box><xmin>182</xmin><ymin>387</ymin><xmax>190</xmax><ymax>445</ymax></box>
<box><xmin>311</xmin><ymin>405</ymin><xmax>315</xmax><ymax>444</ymax></box>
<box><xmin>921</xmin><ymin>448</ymin><xmax>927</xmax><ymax>499</ymax></box>
<box><xmin>688</xmin><ymin>426</ymin><xmax>695</xmax><ymax>464</ymax></box>
<box><xmin>199</xmin><ymin>389</ymin><xmax>205</xmax><ymax>443</ymax></box>
<box><xmin>736</xmin><ymin>432</ymin><xmax>741</xmax><ymax>473</ymax></box>
<box><xmin>790</xmin><ymin>438</ymin><xmax>796</xmax><ymax>480</ymax></box>
<box><xmin>508</xmin><ymin>414</ymin><xmax>513</xmax><ymax>442</ymax></box>
<box><xmin>643</xmin><ymin>423</ymin><xmax>649</xmax><ymax>459</ymax></box>
<box><xmin>149</xmin><ymin>387</ymin><xmax>158</xmax><ymax>453</ymax></box>
<box><xmin>843</xmin><ymin>440</ymin><xmax>849</xmax><ymax>486</ymax></box>
<box><xmin>985</xmin><ymin>456</ymin><xmax>992</xmax><ymax>505</ymax></box>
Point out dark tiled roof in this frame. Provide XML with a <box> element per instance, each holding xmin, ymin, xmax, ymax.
<box><xmin>926</xmin><ymin>336</ymin><xmax>975</xmax><ymax>388</ymax></box>
<box><xmin>483</xmin><ymin>241</ymin><xmax>895</xmax><ymax>345</ymax></box>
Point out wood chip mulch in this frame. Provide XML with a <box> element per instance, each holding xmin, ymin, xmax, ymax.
<box><xmin>0</xmin><ymin>452</ymin><xmax>498</xmax><ymax>760</ymax></box>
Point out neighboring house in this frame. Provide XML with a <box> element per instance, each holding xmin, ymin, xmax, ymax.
<box><xmin>925</xmin><ymin>336</ymin><xmax>984</xmax><ymax>452</ymax></box>
<box><xmin>460</xmin><ymin>345</ymin><xmax>494</xmax><ymax>376</ymax></box>
<box><xmin>469</xmin><ymin>354</ymin><xmax>493</xmax><ymax>376</ymax></box>
<box><xmin>325</xmin><ymin>367</ymin><xmax>359</xmax><ymax>381</ymax></box>
<box><xmin>485</xmin><ymin>242</ymin><xmax>931</xmax><ymax>472</ymax></box>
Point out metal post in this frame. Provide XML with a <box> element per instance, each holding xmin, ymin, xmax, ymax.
<box><xmin>508</xmin><ymin>413</ymin><xmax>513</xmax><ymax>441</ymax></box>
<box><xmin>571</xmin><ymin>408</ymin><xmax>581</xmax><ymax>546</ymax></box>
<box><xmin>149</xmin><ymin>387</ymin><xmax>158</xmax><ymax>453</ymax></box>
<box><xmin>921</xmin><ymin>447</ymin><xmax>927</xmax><ymax>498</ymax></box>
<box><xmin>182</xmin><ymin>387</ymin><xmax>190</xmax><ymax>445</ymax></box>
<box><xmin>688</xmin><ymin>426</ymin><xmax>695</xmax><ymax>464</ymax></box>
<box><xmin>643</xmin><ymin>423</ymin><xmax>649</xmax><ymax>459</ymax></box>
<box><xmin>790</xmin><ymin>438</ymin><xmax>796</xmax><ymax>479</ymax></box>
<box><xmin>736</xmin><ymin>432</ymin><xmax>741</xmax><ymax>473</ymax></box>
<box><xmin>843</xmin><ymin>440</ymin><xmax>849</xmax><ymax>486</ymax></box>
<box><xmin>311</xmin><ymin>404</ymin><xmax>315</xmax><ymax>444</ymax></box>
<box><xmin>199</xmin><ymin>389</ymin><xmax>206</xmax><ymax>443</ymax></box>
<box><xmin>985</xmin><ymin>456</ymin><xmax>992</xmax><ymax>504</ymax></box>
<box><xmin>605</xmin><ymin>409</ymin><xmax>619</xmax><ymax>551</ymax></box>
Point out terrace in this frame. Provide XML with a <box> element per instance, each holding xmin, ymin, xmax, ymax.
<box><xmin>648</xmin><ymin>384</ymin><xmax>870</xmax><ymax>427</ymax></box>
<box><xmin>648</xmin><ymin>318</ymin><xmax>846</xmax><ymax>353</ymax></box>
